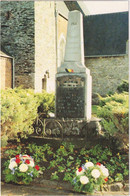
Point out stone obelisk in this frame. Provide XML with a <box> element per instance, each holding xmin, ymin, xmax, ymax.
<box><xmin>56</xmin><ymin>11</ymin><xmax>92</xmax><ymax>121</ymax></box>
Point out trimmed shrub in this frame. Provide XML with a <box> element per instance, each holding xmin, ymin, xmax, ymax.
<box><xmin>97</xmin><ymin>92</ymin><xmax>129</xmax><ymax>148</ymax></box>
<box><xmin>1</xmin><ymin>88</ymin><xmax>39</xmax><ymax>145</ymax></box>
<box><xmin>1</xmin><ymin>88</ymin><xmax>55</xmax><ymax>146</ymax></box>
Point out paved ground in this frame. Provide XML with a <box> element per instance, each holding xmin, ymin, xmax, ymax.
<box><xmin>1</xmin><ymin>182</ymin><xmax>129</xmax><ymax>196</ymax></box>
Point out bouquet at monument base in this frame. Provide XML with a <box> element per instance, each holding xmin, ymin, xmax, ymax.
<box><xmin>3</xmin><ymin>154</ymin><xmax>41</xmax><ymax>185</ymax></box>
<box><xmin>72</xmin><ymin>161</ymin><xmax>109</xmax><ymax>193</ymax></box>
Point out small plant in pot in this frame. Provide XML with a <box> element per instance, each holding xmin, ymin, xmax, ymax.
<box><xmin>3</xmin><ymin>154</ymin><xmax>41</xmax><ymax>185</ymax></box>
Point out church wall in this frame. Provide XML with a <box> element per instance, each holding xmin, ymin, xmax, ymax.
<box><xmin>35</xmin><ymin>1</ymin><xmax>56</xmax><ymax>93</ymax></box>
<box><xmin>85</xmin><ymin>55</ymin><xmax>129</xmax><ymax>103</ymax></box>
<box><xmin>1</xmin><ymin>1</ymin><xmax>35</xmax><ymax>88</ymax></box>
<box><xmin>57</xmin><ymin>14</ymin><xmax>68</xmax><ymax>67</ymax></box>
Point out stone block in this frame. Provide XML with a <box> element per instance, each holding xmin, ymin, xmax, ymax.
<box><xmin>109</xmin><ymin>183</ymin><xmax>123</xmax><ymax>192</ymax></box>
<box><xmin>124</xmin><ymin>184</ymin><xmax>129</xmax><ymax>192</ymax></box>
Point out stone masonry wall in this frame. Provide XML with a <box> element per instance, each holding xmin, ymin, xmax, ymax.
<box><xmin>35</xmin><ymin>1</ymin><xmax>56</xmax><ymax>93</ymax></box>
<box><xmin>85</xmin><ymin>55</ymin><xmax>129</xmax><ymax>102</ymax></box>
<box><xmin>1</xmin><ymin>1</ymin><xmax>35</xmax><ymax>88</ymax></box>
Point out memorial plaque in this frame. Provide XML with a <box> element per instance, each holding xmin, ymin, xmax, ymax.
<box><xmin>56</xmin><ymin>76</ymin><xmax>85</xmax><ymax>118</ymax></box>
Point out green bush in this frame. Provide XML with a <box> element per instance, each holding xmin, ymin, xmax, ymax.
<box><xmin>117</xmin><ymin>80</ymin><xmax>129</xmax><ymax>93</ymax></box>
<box><xmin>35</xmin><ymin>90</ymin><xmax>55</xmax><ymax>117</ymax></box>
<box><xmin>1</xmin><ymin>88</ymin><xmax>55</xmax><ymax>146</ymax></box>
<box><xmin>97</xmin><ymin>92</ymin><xmax>129</xmax><ymax>148</ymax></box>
<box><xmin>1</xmin><ymin>88</ymin><xmax>39</xmax><ymax>145</ymax></box>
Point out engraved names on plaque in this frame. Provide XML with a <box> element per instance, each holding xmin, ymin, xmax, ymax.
<box><xmin>56</xmin><ymin>76</ymin><xmax>85</xmax><ymax>118</ymax></box>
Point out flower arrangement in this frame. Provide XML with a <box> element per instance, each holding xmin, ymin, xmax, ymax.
<box><xmin>72</xmin><ymin>161</ymin><xmax>109</xmax><ymax>193</ymax></box>
<box><xmin>3</xmin><ymin>154</ymin><xmax>41</xmax><ymax>184</ymax></box>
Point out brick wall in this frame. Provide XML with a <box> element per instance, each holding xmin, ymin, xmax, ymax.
<box><xmin>1</xmin><ymin>1</ymin><xmax>35</xmax><ymax>88</ymax></box>
<box><xmin>85</xmin><ymin>55</ymin><xmax>129</xmax><ymax>102</ymax></box>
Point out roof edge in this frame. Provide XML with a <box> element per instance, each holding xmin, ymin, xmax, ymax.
<box><xmin>85</xmin><ymin>54</ymin><xmax>127</xmax><ymax>58</ymax></box>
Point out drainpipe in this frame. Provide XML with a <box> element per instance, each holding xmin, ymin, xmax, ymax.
<box><xmin>12</xmin><ymin>57</ymin><xmax>15</xmax><ymax>88</ymax></box>
<box><xmin>54</xmin><ymin>1</ymin><xmax>58</xmax><ymax>70</ymax></box>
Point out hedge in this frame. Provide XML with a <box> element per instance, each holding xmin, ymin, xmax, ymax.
<box><xmin>97</xmin><ymin>92</ymin><xmax>129</xmax><ymax>148</ymax></box>
<box><xmin>1</xmin><ymin>88</ymin><xmax>55</xmax><ymax>146</ymax></box>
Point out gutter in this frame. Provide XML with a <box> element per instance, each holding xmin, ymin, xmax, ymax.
<box><xmin>85</xmin><ymin>54</ymin><xmax>127</xmax><ymax>58</ymax></box>
<box><xmin>12</xmin><ymin>57</ymin><xmax>15</xmax><ymax>88</ymax></box>
<box><xmin>54</xmin><ymin>2</ymin><xmax>58</xmax><ymax>71</ymax></box>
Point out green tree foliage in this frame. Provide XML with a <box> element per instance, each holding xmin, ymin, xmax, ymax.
<box><xmin>97</xmin><ymin>92</ymin><xmax>129</xmax><ymax>148</ymax></box>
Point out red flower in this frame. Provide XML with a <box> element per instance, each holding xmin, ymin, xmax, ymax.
<box><xmin>96</xmin><ymin>162</ymin><xmax>101</xmax><ymax>166</ymax></box>
<box><xmin>78</xmin><ymin>167</ymin><xmax>82</xmax><ymax>172</ymax></box>
<box><xmin>15</xmin><ymin>155</ymin><xmax>20</xmax><ymax>158</ymax></box>
<box><xmin>35</xmin><ymin>165</ymin><xmax>40</xmax><ymax>171</ymax></box>
<box><xmin>15</xmin><ymin>158</ymin><xmax>21</xmax><ymax>164</ymax></box>
<box><xmin>104</xmin><ymin>177</ymin><xmax>108</xmax><ymax>182</ymax></box>
<box><xmin>25</xmin><ymin>159</ymin><xmax>30</xmax><ymax>164</ymax></box>
<box><xmin>23</xmin><ymin>155</ymin><xmax>30</xmax><ymax>157</ymax></box>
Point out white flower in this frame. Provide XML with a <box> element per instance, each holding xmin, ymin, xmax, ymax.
<box><xmin>91</xmin><ymin>169</ymin><xmax>101</xmax><ymax>179</ymax></box>
<box><xmin>84</xmin><ymin>162</ymin><xmax>94</xmax><ymax>169</ymax></box>
<box><xmin>19</xmin><ymin>163</ymin><xmax>28</xmax><ymax>172</ymax></box>
<box><xmin>9</xmin><ymin>161</ymin><xmax>17</xmax><ymax>170</ymax></box>
<box><xmin>80</xmin><ymin>176</ymin><xmax>89</xmax><ymax>185</ymax></box>
<box><xmin>10</xmin><ymin>158</ymin><xmax>16</xmax><ymax>163</ymax></box>
<box><xmin>28</xmin><ymin>160</ymin><xmax>34</xmax><ymax>167</ymax></box>
<box><xmin>76</xmin><ymin>168</ymin><xmax>85</xmax><ymax>176</ymax></box>
<box><xmin>101</xmin><ymin>167</ymin><xmax>109</xmax><ymax>177</ymax></box>
<box><xmin>97</xmin><ymin>164</ymin><xmax>105</xmax><ymax>169</ymax></box>
<box><xmin>97</xmin><ymin>164</ymin><xmax>109</xmax><ymax>177</ymax></box>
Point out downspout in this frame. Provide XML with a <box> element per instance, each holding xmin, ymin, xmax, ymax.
<box><xmin>54</xmin><ymin>1</ymin><xmax>58</xmax><ymax>70</ymax></box>
<box><xmin>12</xmin><ymin>57</ymin><xmax>15</xmax><ymax>88</ymax></box>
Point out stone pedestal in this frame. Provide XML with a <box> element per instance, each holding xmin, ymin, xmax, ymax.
<box><xmin>31</xmin><ymin>117</ymin><xmax>102</xmax><ymax>148</ymax></box>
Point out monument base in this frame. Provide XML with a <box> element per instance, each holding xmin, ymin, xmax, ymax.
<box><xmin>31</xmin><ymin>117</ymin><xmax>102</xmax><ymax>148</ymax></box>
